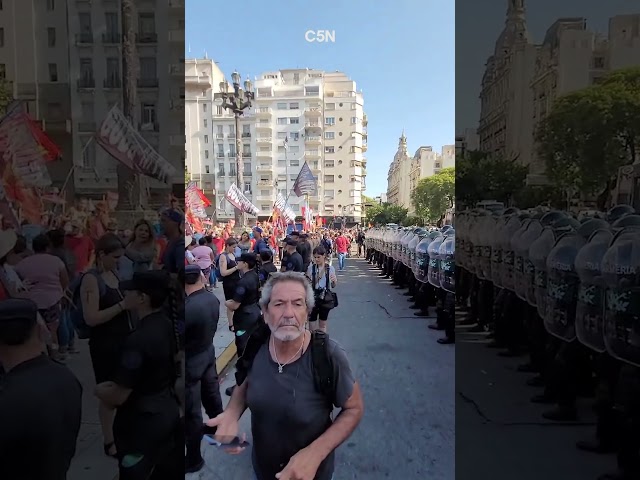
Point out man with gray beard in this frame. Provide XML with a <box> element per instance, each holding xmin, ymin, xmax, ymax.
<box><xmin>207</xmin><ymin>272</ymin><xmax>363</xmax><ymax>480</ymax></box>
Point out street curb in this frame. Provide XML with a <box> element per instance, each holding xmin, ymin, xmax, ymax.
<box><xmin>216</xmin><ymin>341</ymin><xmax>237</xmax><ymax>373</ymax></box>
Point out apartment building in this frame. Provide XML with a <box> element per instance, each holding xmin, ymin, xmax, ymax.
<box><xmin>67</xmin><ymin>0</ymin><xmax>185</xmax><ymax>200</ymax></box>
<box><xmin>455</xmin><ymin>128</ymin><xmax>479</xmax><ymax>159</ymax></box>
<box><xmin>0</xmin><ymin>0</ymin><xmax>73</xmax><ymax>189</ymax></box>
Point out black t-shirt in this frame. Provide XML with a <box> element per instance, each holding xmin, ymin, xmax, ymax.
<box><xmin>297</xmin><ymin>241</ymin><xmax>312</xmax><ymax>264</ymax></box>
<box><xmin>233</xmin><ymin>270</ymin><xmax>261</xmax><ymax>331</ymax></box>
<box><xmin>258</xmin><ymin>262</ymin><xmax>278</xmax><ymax>285</ymax></box>
<box><xmin>112</xmin><ymin>311</ymin><xmax>180</xmax><ymax>453</ymax></box>
<box><xmin>185</xmin><ymin>288</ymin><xmax>220</xmax><ymax>357</ymax></box>
<box><xmin>281</xmin><ymin>251</ymin><xmax>304</xmax><ymax>272</ymax></box>
<box><xmin>0</xmin><ymin>355</ymin><xmax>82</xmax><ymax>480</ymax></box>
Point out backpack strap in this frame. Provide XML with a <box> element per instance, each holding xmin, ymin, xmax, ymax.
<box><xmin>325</xmin><ymin>266</ymin><xmax>332</xmax><ymax>292</ymax></box>
<box><xmin>234</xmin><ymin>320</ymin><xmax>270</xmax><ymax>387</ymax></box>
<box><xmin>312</xmin><ymin>264</ymin><xmax>317</xmax><ymax>289</ymax></box>
<box><xmin>310</xmin><ymin>330</ymin><xmax>335</xmax><ymax>407</ymax></box>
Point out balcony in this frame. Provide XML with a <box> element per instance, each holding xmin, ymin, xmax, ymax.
<box><xmin>305</xmin><ymin>107</ymin><xmax>322</xmax><ymax>116</ymax></box>
<box><xmin>256</xmin><ymin>164</ymin><xmax>273</xmax><ymax>172</ymax></box>
<box><xmin>305</xmin><ymin>122</ymin><xmax>321</xmax><ymax>129</ymax></box>
<box><xmin>256</xmin><ymin>123</ymin><xmax>272</xmax><ymax>131</ymax></box>
<box><xmin>75</xmin><ymin>33</ymin><xmax>94</xmax><ymax>45</ymax></box>
<box><xmin>216</xmin><ymin>153</ymin><xmax>225</xmax><ymax>158</ymax></box>
<box><xmin>102</xmin><ymin>32</ymin><xmax>120</xmax><ymax>44</ymax></box>
<box><xmin>217</xmin><ymin>171</ymin><xmax>225</xmax><ymax>177</ymax></box>
<box><xmin>310</xmin><ymin>165</ymin><xmax>321</xmax><ymax>174</ymax></box>
<box><xmin>77</xmin><ymin>121</ymin><xmax>96</xmax><ymax>132</ymax></box>
<box><xmin>241</xmin><ymin>132</ymin><xmax>251</xmax><ymax>138</ymax></box>
<box><xmin>305</xmin><ymin>151</ymin><xmax>320</xmax><ymax>159</ymax></box>
<box><xmin>228</xmin><ymin>153</ymin><xmax>236</xmax><ymax>158</ymax></box>
<box><xmin>256</xmin><ymin>136</ymin><xmax>272</xmax><ymax>145</ymax></box>
<box><xmin>77</xmin><ymin>78</ymin><xmax>95</xmax><ymax>89</ymax></box>
<box><xmin>185</xmin><ymin>74</ymin><xmax>211</xmax><ymax>88</ymax></box>
<box><xmin>215</xmin><ymin>134</ymin><xmax>224</xmax><ymax>140</ymax></box>
<box><xmin>169</xmin><ymin>135</ymin><xmax>185</xmax><ymax>146</ymax></box>
<box><xmin>137</xmin><ymin>78</ymin><xmax>159</xmax><ymax>88</ymax></box>
<box><xmin>139</xmin><ymin>122</ymin><xmax>159</xmax><ymax>132</ymax></box>
<box><xmin>242</xmin><ymin>153</ymin><xmax>252</xmax><ymax>159</ymax></box>
<box><xmin>255</xmin><ymin>107</ymin><xmax>272</xmax><ymax>117</ymax></box>
<box><xmin>228</xmin><ymin>133</ymin><xmax>236</xmax><ymax>139</ymax></box>
<box><xmin>243</xmin><ymin>171</ymin><xmax>252</xmax><ymax>176</ymax></box>
<box><xmin>256</xmin><ymin>195</ymin><xmax>272</xmax><ymax>201</ymax></box>
<box><xmin>256</xmin><ymin>151</ymin><xmax>272</xmax><ymax>159</ymax></box>
<box><xmin>305</xmin><ymin>136</ymin><xmax>321</xmax><ymax>145</ymax></box>
<box><xmin>257</xmin><ymin>179</ymin><xmax>274</xmax><ymax>186</ymax></box>
<box><xmin>103</xmin><ymin>78</ymin><xmax>121</xmax><ymax>89</ymax></box>
<box><xmin>136</xmin><ymin>32</ymin><xmax>158</xmax><ymax>44</ymax></box>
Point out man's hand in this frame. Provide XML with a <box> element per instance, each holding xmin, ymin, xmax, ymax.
<box><xmin>275</xmin><ymin>447</ymin><xmax>323</xmax><ymax>480</ymax></box>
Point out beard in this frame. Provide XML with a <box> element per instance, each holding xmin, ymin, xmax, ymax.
<box><xmin>268</xmin><ymin>318</ymin><xmax>305</xmax><ymax>341</ymax></box>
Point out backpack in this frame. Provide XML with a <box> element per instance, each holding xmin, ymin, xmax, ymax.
<box><xmin>68</xmin><ymin>269</ymin><xmax>108</xmax><ymax>339</ymax></box>
<box><xmin>235</xmin><ymin>322</ymin><xmax>336</xmax><ymax>407</ymax></box>
<box><xmin>213</xmin><ymin>253</ymin><xmax>230</xmax><ymax>281</ymax></box>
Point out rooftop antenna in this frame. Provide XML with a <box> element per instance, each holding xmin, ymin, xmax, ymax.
<box><xmin>188</xmin><ymin>43</ymin><xmax>191</xmax><ymax>54</ymax></box>
<box><xmin>204</xmin><ymin>50</ymin><xmax>208</xmax><ymax>59</ymax></box>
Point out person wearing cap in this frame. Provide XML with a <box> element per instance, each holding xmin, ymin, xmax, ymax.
<box><xmin>159</xmin><ymin>209</ymin><xmax>185</xmax><ymax>274</ymax></box>
<box><xmin>252</xmin><ymin>226</ymin><xmax>270</xmax><ymax>255</ymax></box>
<box><xmin>224</xmin><ymin>252</ymin><xmax>262</xmax><ymax>397</ymax></box>
<box><xmin>94</xmin><ymin>270</ymin><xmax>182</xmax><ymax>479</ymax></box>
<box><xmin>183</xmin><ymin>264</ymin><xmax>224</xmax><ymax>473</ymax></box>
<box><xmin>281</xmin><ymin>237</ymin><xmax>304</xmax><ymax>273</ymax></box>
<box><xmin>0</xmin><ymin>298</ymin><xmax>82</xmax><ymax>479</ymax></box>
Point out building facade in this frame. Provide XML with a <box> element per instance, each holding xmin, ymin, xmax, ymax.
<box><xmin>455</xmin><ymin>128</ymin><xmax>479</xmax><ymax>158</ymax></box>
<box><xmin>186</xmin><ymin>67</ymin><xmax>368</xmax><ymax>224</ymax></box>
<box><xmin>386</xmin><ymin>133</ymin><xmax>412</xmax><ymax>208</ymax></box>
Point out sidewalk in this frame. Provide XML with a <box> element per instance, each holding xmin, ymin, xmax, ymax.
<box><xmin>66</xmin><ymin>286</ymin><xmax>237</xmax><ymax>480</ymax></box>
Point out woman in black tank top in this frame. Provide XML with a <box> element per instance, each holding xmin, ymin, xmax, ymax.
<box><xmin>80</xmin><ymin>234</ymin><xmax>134</xmax><ymax>458</ymax></box>
<box><xmin>220</xmin><ymin>238</ymin><xmax>241</xmax><ymax>324</ymax></box>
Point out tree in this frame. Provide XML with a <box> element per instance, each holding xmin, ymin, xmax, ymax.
<box><xmin>0</xmin><ymin>78</ymin><xmax>13</xmax><ymax>116</ymax></box>
<box><xmin>536</xmin><ymin>67</ymin><xmax>640</xmax><ymax>208</ymax></box>
<box><xmin>411</xmin><ymin>167</ymin><xmax>455</xmax><ymax>223</ymax></box>
<box><xmin>456</xmin><ymin>151</ymin><xmax>528</xmax><ymax>207</ymax></box>
<box><xmin>365</xmin><ymin>203</ymin><xmax>408</xmax><ymax>226</ymax></box>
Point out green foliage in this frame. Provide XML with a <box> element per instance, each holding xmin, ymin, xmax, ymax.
<box><xmin>403</xmin><ymin>215</ymin><xmax>424</xmax><ymax>227</ymax></box>
<box><xmin>411</xmin><ymin>167</ymin><xmax>455</xmax><ymax>223</ymax></box>
<box><xmin>365</xmin><ymin>203</ymin><xmax>408</xmax><ymax>226</ymax></box>
<box><xmin>536</xmin><ymin>67</ymin><xmax>640</xmax><ymax>207</ymax></box>
<box><xmin>456</xmin><ymin>152</ymin><xmax>528</xmax><ymax>207</ymax></box>
<box><xmin>512</xmin><ymin>185</ymin><xmax>566</xmax><ymax>210</ymax></box>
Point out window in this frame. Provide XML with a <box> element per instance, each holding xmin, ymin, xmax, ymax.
<box><xmin>290</xmin><ymin>159</ymin><xmax>300</xmax><ymax>167</ymax></box>
<box><xmin>204</xmin><ymin>150</ymin><xmax>209</xmax><ymax>159</ymax></box>
<box><xmin>351</xmin><ymin>103</ymin><xmax>357</xmax><ymax>110</ymax></box>
<box><xmin>289</xmin><ymin>102</ymin><xmax>299</xmax><ymax>109</ymax></box>
<box><xmin>229</xmin><ymin>164</ymin><xmax>236</xmax><ymax>176</ymax></box>
<box><xmin>229</xmin><ymin>145</ymin><xmax>236</xmax><ymax>156</ymax></box>
<box><xmin>205</xmin><ymin>165</ymin><xmax>210</xmax><ymax>173</ymax></box>
<box><xmin>82</xmin><ymin>138</ymin><xmax>96</xmax><ymax>168</ymax></box>
<box><xmin>289</xmin><ymin>117</ymin><xmax>299</xmax><ymax>124</ymax></box>
<box><xmin>203</xmin><ymin>103</ymin><xmax>207</xmax><ymax>112</ymax></box>
<box><xmin>216</xmin><ymin>125</ymin><xmax>223</xmax><ymax>134</ymax></box>
<box><xmin>277</xmin><ymin>132</ymin><xmax>287</xmax><ymax>139</ymax></box>
<box><xmin>262</xmin><ymin>204</ymin><xmax>270</xmax><ymax>211</ymax></box>
<box><xmin>288</xmin><ymin>146</ymin><xmax>299</xmax><ymax>153</ymax></box>
<box><xmin>243</xmin><ymin>145</ymin><xmax>251</xmax><ymax>154</ymax></box>
<box><xmin>594</xmin><ymin>57</ymin><xmax>605</xmax><ymax>69</ymax></box>
<box><xmin>216</xmin><ymin>106</ymin><xmax>223</xmax><ymax>115</ymax></box>
<box><xmin>324</xmin><ymin>160</ymin><xmax>335</xmax><ymax>168</ymax></box>
<box><xmin>217</xmin><ymin>145</ymin><xmax>224</xmax><ymax>155</ymax></box>
<box><xmin>290</xmin><ymin>175</ymin><xmax>297</xmax><ymax>181</ymax></box>
<box><xmin>79</xmin><ymin>12</ymin><xmax>92</xmax><ymax>34</ymax></box>
<box><xmin>278</xmin><ymin>175</ymin><xmax>286</xmax><ymax>182</ymax></box>
<box><xmin>277</xmin><ymin>118</ymin><xmax>287</xmax><ymax>125</ymax></box>
<box><xmin>47</xmin><ymin>28</ymin><xmax>55</xmax><ymax>47</ymax></box>
<box><xmin>47</xmin><ymin>0</ymin><xmax>55</xmax><ymax>10</ymax></box>
<box><xmin>105</xmin><ymin>58</ymin><xmax>119</xmax><ymax>86</ymax></box>
<box><xmin>324</xmin><ymin>132</ymin><xmax>335</xmax><ymax>139</ymax></box>
<box><xmin>290</xmin><ymin>132</ymin><xmax>299</xmax><ymax>141</ymax></box>
<box><xmin>229</xmin><ymin>125</ymin><xmax>235</xmax><ymax>135</ymax></box>
<box><xmin>325</xmin><ymin>146</ymin><xmax>335</xmax><ymax>154</ymax></box>
<box><xmin>244</xmin><ymin>162</ymin><xmax>251</xmax><ymax>173</ymax></box>
<box><xmin>105</xmin><ymin>12</ymin><xmax>119</xmax><ymax>39</ymax></box>
<box><xmin>218</xmin><ymin>163</ymin><xmax>225</xmax><ymax>175</ymax></box>
<box><xmin>351</xmin><ymin>117</ymin><xmax>358</xmax><ymax>124</ymax></box>
<box><xmin>140</xmin><ymin>57</ymin><xmax>156</xmax><ymax>79</ymax></box>
<box><xmin>138</xmin><ymin>13</ymin><xmax>156</xmax><ymax>35</ymax></box>
<box><xmin>141</xmin><ymin>103</ymin><xmax>156</xmax><ymax>124</ymax></box>
<box><xmin>48</xmin><ymin>64</ymin><xmax>58</xmax><ymax>82</ymax></box>
<box><xmin>277</xmin><ymin>103</ymin><xmax>287</xmax><ymax>110</ymax></box>
<box><xmin>278</xmin><ymin>160</ymin><xmax>286</xmax><ymax>168</ymax></box>
<box><xmin>325</xmin><ymin>175</ymin><xmax>335</xmax><ymax>183</ymax></box>
<box><xmin>325</xmin><ymin>103</ymin><xmax>335</xmax><ymax>110</ymax></box>
<box><xmin>325</xmin><ymin>117</ymin><xmax>335</xmax><ymax>125</ymax></box>
<box><xmin>277</xmin><ymin>146</ymin><xmax>286</xmax><ymax>154</ymax></box>
<box><xmin>260</xmin><ymin>190</ymin><xmax>270</xmax><ymax>196</ymax></box>
<box><xmin>203</xmin><ymin>119</ymin><xmax>208</xmax><ymax>128</ymax></box>
<box><xmin>244</xmin><ymin>182</ymin><xmax>251</xmax><ymax>193</ymax></box>
<box><xmin>435</xmin><ymin>162</ymin><xmax>441</xmax><ymax>168</ymax></box>
<box><xmin>293</xmin><ymin>73</ymin><xmax>300</xmax><ymax>84</ymax></box>
<box><xmin>324</xmin><ymin>189</ymin><xmax>334</xmax><ymax>198</ymax></box>
<box><xmin>204</xmin><ymin>135</ymin><xmax>208</xmax><ymax>144</ymax></box>
<box><xmin>242</xmin><ymin>124</ymin><xmax>250</xmax><ymax>134</ymax></box>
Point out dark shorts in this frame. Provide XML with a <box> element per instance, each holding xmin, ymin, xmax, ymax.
<box><xmin>89</xmin><ymin>337</ymin><xmax>126</xmax><ymax>384</ymax></box>
<box><xmin>309</xmin><ymin>305</ymin><xmax>331</xmax><ymax>322</ymax></box>
<box><xmin>222</xmin><ymin>280</ymin><xmax>237</xmax><ymax>301</ymax></box>
<box><xmin>38</xmin><ymin>301</ymin><xmax>62</xmax><ymax>325</ymax></box>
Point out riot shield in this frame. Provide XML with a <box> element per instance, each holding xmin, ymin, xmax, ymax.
<box><xmin>401</xmin><ymin>230</ymin><xmax>413</xmax><ymax>266</ymax></box>
<box><xmin>602</xmin><ymin>227</ymin><xmax>640</xmax><ymax>367</ymax></box>
<box><xmin>491</xmin><ymin>215</ymin><xmax>507</xmax><ymax>287</ymax></box>
<box><xmin>544</xmin><ymin>232</ymin><xmax>586</xmax><ymax>342</ymax></box>
<box><xmin>575</xmin><ymin>229</ymin><xmax>613</xmax><ymax>353</ymax></box>
<box><xmin>478</xmin><ymin>215</ymin><xmax>494</xmax><ymax>281</ymax></box>
<box><xmin>409</xmin><ymin>231</ymin><xmax>423</xmax><ymax>276</ymax></box>
<box><xmin>512</xmin><ymin>219</ymin><xmax>532</xmax><ymax>301</ymax></box>
<box><xmin>500</xmin><ymin>215</ymin><xmax>523</xmax><ymax>292</ymax></box>
<box><xmin>521</xmin><ymin>220</ymin><xmax>543</xmax><ymax>306</ymax></box>
<box><xmin>529</xmin><ymin>226</ymin><xmax>558</xmax><ymax>318</ymax></box>
<box><xmin>439</xmin><ymin>235</ymin><xmax>455</xmax><ymax>293</ymax></box>
<box><xmin>415</xmin><ymin>235</ymin><xmax>432</xmax><ymax>283</ymax></box>
<box><xmin>611</xmin><ymin>214</ymin><xmax>640</xmax><ymax>229</ymax></box>
<box><xmin>428</xmin><ymin>235</ymin><xmax>445</xmax><ymax>288</ymax></box>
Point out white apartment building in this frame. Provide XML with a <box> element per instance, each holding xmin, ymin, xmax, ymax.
<box><xmin>477</xmin><ymin>0</ymin><xmax>538</xmax><ymax>169</ymax></box>
<box><xmin>0</xmin><ymin>0</ymin><xmax>73</xmax><ymax>189</ymax></box>
<box><xmin>455</xmin><ymin>128</ymin><xmax>479</xmax><ymax>158</ymax></box>
<box><xmin>186</xmin><ymin>67</ymin><xmax>368</xmax><ymax>223</ymax></box>
<box><xmin>387</xmin><ymin>134</ymin><xmax>455</xmax><ymax>214</ymax></box>
<box><xmin>67</xmin><ymin>0</ymin><xmax>185</xmax><ymax>200</ymax></box>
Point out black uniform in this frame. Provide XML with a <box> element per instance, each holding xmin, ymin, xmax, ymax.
<box><xmin>232</xmin><ymin>269</ymin><xmax>262</xmax><ymax>354</ymax></box>
<box><xmin>258</xmin><ymin>261</ymin><xmax>278</xmax><ymax>287</ymax></box>
<box><xmin>112</xmin><ymin>310</ymin><xmax>181</xmax><ymax>479</ymax></box>
<box><xmin>281</xmin><ymin>251</ymin><xmax>304</xmax><ymax>273</ymax></box>
<box><xmin>297</xmin><ymin>240</ymin><xmax>312</xmax><ymax>272</ymax></box>
<box><xmin>184</xmin><ymin>286</ymin><xmax>224</xmax><ymax>467</ymax></box>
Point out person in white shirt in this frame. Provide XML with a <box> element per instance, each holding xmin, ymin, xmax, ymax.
<box><xmin>305</xmin><ymin>246</ymin><xmax>337</xmax><ymax>332</ymax></box>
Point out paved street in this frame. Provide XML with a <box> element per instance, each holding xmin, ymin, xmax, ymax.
<box><xmin>189</xmin><ymin>257</ymin><xmax>455</xmax><ymax>480</ymax></box>
<box><xmin>456</xmin><ymin>324</ymin><xmax>617</xmax><ymax>480</ymax></box>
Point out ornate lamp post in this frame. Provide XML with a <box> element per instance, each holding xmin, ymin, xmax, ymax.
<box><xmin>214</xmin><ymin>71</ymin><xmax>254</xmax><ymax>228</ymax></box>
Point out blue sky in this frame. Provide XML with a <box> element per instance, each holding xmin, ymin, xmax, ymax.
<box><xmin>186</xmin><ymin>0</ymin><xmax>455</xmax><ymax>197</ymax></box>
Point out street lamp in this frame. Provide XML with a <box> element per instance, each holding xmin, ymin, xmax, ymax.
<box><xmin>214</xmin><ymin>71</ymin><xmax>254</xmax><ymax>228</ymax></box>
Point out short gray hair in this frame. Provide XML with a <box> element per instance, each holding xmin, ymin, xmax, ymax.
<box><xmin>259</xmin><ymin>271</ymin><xmax>315</xmax><ymax>311</ymax></box>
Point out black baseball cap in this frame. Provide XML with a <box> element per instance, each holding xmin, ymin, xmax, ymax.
<box><xmin>0</xmin><ymin>299</ymin><xmax>38</xmax><ymax>325</ymax></box>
